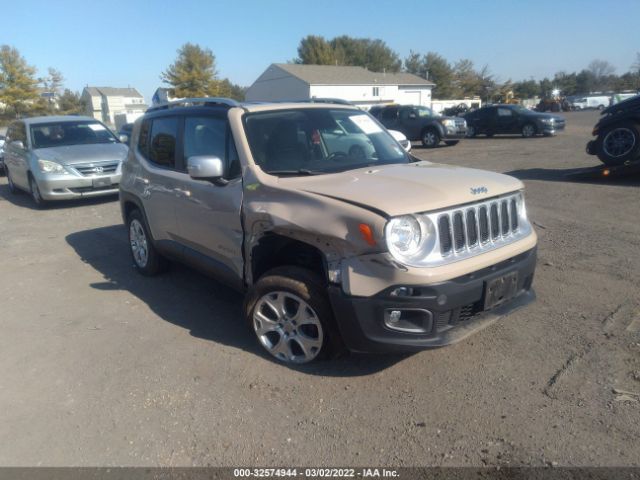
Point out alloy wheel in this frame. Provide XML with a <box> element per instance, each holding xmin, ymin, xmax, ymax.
<box><xmin>522</xmin><ymin>124</ymin><xmax>536</xmax><ymax>137</ymax></box>
<box><xmin>423</xmin><ymin>131</ymin><xmax>437</xmax><ymax>147</ymax></box>
<box><xmin>129</xmin><ymin>219</ymin><xmax>149</xmax><ymax>268</ymax></box>
<box><xmin>603</xmin><ymin>128</ymin><xmax>636</xmax><ymax>158</ymax></box>
<box><xmin>253</xmin><ymin>291</ymin><xmax>324</xmax><ymax>364</ymax></box>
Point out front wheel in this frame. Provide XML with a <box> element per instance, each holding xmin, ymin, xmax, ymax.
<box><xmin>521</xmin><ymin>123</ymin><xmax>536</xmax><ymax>138</ymax></box>
<box><xmin>596</xmin><ymin>122</ymin><xmax>640</xmax><ymax>166</ymax></box>
<box><xmin>466</xmin><ymin>126</ymin><xmax>476</xmax><ymax>138</ymax></box>
<box><xmin>421</xmin><ymin>128</ymin><xmax>440</xmax><ymax>148</ymax></box>
<box><xmin>245</xmin><ymin>266</ymin><xmax>344</xmax><ymax>364</ymax></box>
<box><xmin>6</xmin><ymin>168</ymin><xmax>19</xmax><ymax>194</ymax></box>
<box><xmin>29</xmin><ymin>175</ymin><xmax>47</xmax><ymax>208</ymax></box>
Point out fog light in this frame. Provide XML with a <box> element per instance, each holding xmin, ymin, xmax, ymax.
<box><xmin>384</xmin><ymin>309</ymin><xmax>433</xmax><ymax>333</ymax></box>
<box><xmin>389</xmin><ymin>310</ymin><xmax>402</xmax><ymax>324</ymax></box>
<box><xmin>390</xmin><ymin>287</ymin><xmax>414</xmax><ymax>297</ymax></box>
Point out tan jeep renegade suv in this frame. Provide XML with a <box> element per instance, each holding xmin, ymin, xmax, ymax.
<box><xmin>119</xmin><ymin>98</ymin><xmax>537</xmax><ymax>364</ymax></box>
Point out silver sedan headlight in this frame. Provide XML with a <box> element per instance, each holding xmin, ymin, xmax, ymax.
<box><xmin>385</xmin><ymin>215</ymin><xmax>436</xmax><ymax>264</ymax></box>
<box><xmin>38</xmin><ymin>159</ymin><xmax>67</xmax><ymax>174</ymax></box>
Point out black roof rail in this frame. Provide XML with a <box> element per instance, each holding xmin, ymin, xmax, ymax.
<box><xmin>147</xmin><ymin>97</ymin><xmax>240</xmax><ymax>112</ymax></box>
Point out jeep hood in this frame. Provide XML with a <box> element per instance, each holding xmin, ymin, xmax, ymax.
<box><xmin>280</xmin><ymin>161</ymin><xmax>523</xmax><ymax>217</ymax></box>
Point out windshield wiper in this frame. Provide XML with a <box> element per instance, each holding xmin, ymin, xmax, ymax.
<box><xmin>268</xmin><ymin>169</ymin><xmax>321</xmax><ymax>176</ymax></box>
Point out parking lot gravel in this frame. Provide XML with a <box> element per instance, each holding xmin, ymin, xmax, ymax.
<box><xmin>0</xmin><ymin>110</ymin><xmax>638</xmax><ymax>467</ymax></box>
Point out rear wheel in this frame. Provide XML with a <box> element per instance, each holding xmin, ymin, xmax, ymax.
<box><xmin>127</xmin><ymin>209</ymin><xmax>168</xmax><ymax>275</ymax></box>
<box><xmin>521</xmin><ymin>123</ymin><xmax>536</xmax><ymax>138</ymax></box>
<box><xmin>29</xmin><ymin>174</ymin><xmax>47</xmax><ymax>208</ymax></box>
<box><xmin>421</xmin><ymin>128</ymin><xmax>440</xmax><ymax>148</ymax></box>
<box><xmin>596</xmin><ymin>122</ymin><xmax>640</xmax><ymax>166</ymax></box>
<box><xmin>245</xmin><ymin>266</ymin><xmax>344</xmax><ymax>364</ymax></box>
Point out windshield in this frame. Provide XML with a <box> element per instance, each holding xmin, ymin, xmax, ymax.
<box><xmin>30</xmin><ymin>121</ymin><xmax>118</xmax><ymax>149</ymax></box>
<box><xmin>244</xmin><ymin>108</ymin><xmax>409</xmax><ymax>175</ymax></box>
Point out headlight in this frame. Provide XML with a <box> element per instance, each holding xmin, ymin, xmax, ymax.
<box><xmin>441</xmin><ymin>119</ymin><xmax>456</xmax><ymax>127</ymax></box>
<box><xmin>385</xmin><ymin>215</ymin><xmax>436</xmax><ymax>263</ymax></box>
<box><xmin>541</xmin><ymin>118</ymin><xmax>554</xmax><ymax>124</ymax></box>
<box><xmin>38</xmin><ymin>159</ymin><xmax>67</xmax><ymax>174</ymax></box>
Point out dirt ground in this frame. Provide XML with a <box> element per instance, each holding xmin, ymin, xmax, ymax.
<box><xmin>0</xmin><ymin>110</ymin><xmax>638</xmax><ymax>467</ymax></box>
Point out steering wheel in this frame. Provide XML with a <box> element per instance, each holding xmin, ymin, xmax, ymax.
<box><xmin>326</xmin><ymin>151</ymin><xmax>348</xmax><ymax>162</ymax></box>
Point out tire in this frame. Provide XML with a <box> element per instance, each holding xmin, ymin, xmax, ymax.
<box><xmin>29</xmin><ymin>174</ymin><xmax>47</xmax><ymax>208</ymax></box>
<box><xmin>421</xmin><ymin>128</ymin><xmax>440</xmax><ymax>148</ymax></box>
<box><xmin>6</xmin><ymin>168</ymin><xmax>19</xmax><ymax>194</ymax></box>
<box><xmin>445</xmin><ymin>140</ymin><xmax>460</xmax><ymax>146</ymax></box>
<box><xmin>127</xmin><ymin>209</ymin><xmax>168</xmax><ymax>276</ymax></box>
<box><xmin>596</xmin><ymin>122</ymin><xmax>640</xmax><ymax>166</ymax></box>
<box><xmin>466</xmin><ymin>126</ymin><xmax>476</xmax><ymax>138</ymax></box>
<box><xmin>597</xmin><ymin>104</ymin><xmax>605</xmax><ymax>110</ymax></box>
<box><xmin>521</xmin><ymin>123</ymin><xmax>537</xmax><ymax>138</ymax></box>
<box><xmin>244</xmin><ymin>266</ymin><xmax>344</xmax><ymax>364</ymax></box>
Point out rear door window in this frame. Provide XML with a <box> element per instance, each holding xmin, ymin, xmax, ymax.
<box><xmin>148</xmin><ymin>117</ymin><xmax>180</xmax><ymax>169</ymax></box>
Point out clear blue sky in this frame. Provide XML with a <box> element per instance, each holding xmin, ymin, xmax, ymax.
<box><xmin>3</xmin><ymin>0</ymin><xmax>639</xmax><ymax>101</ymax></box>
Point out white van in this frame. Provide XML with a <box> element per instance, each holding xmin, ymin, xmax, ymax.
<box><xmin>572</xmin><ymin>96</ymin><xmax>610</xmax><ymax>110</ymax></box>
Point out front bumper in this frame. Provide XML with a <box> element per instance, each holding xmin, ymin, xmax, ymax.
<box><xmin>328</xmin><ymin>247</ymin><xmax>537</xmax><ymax>353</ymax></box>
<box><xmin>36</xmin><ymin>173</ymin><xmax>121</xmax><ymax>200</ymax></box>
<box><xmin>541</xmin><ymin>123</ymin><xmax>565</xmax><ymax>135</ymax></box>
<box><xmin>443</xmin><ymin>128</ymin><xmax>467</xmax><ymax>139</ymax></box>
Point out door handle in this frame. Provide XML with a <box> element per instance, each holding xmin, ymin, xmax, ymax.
<box><xmin>173</xmin><ymin>188</ymin><xmax>191</xmax><ymax>198</ymax></box>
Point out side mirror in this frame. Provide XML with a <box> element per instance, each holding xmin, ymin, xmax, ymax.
<box><xmin>119</xmin><ymin>134</ymin><xmax>129</xmax><ymax>143</ymax></box>
<box><xmin>11</xmin><ymin>140</ymin><xmax>25</xmax><ymax>150</ymax></box>
<box><xmin>187</xmin><ymin>155</ymin><xmax>224</xmax><ymax>180</ymax></box>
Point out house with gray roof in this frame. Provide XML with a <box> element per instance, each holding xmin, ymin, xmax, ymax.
<box><xmin>81</xmin><ymin>86</ymin><xmax>147</xmax><ymax>126</ymax></box>
<box><xmin>245</xmin><ymin>63</ymin><xmax>435</xmax><ymax>107</ymax></box>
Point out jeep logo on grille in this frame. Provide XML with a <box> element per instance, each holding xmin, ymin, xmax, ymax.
<box><xmin>92</xmin><ymin>166</ymin><xmax>104</xmax><ymax>174</ymax></box>
<box><xmin>470</xmin><ymin>186</ymin><xmax>488</xmax><ymax>195</ymax></box>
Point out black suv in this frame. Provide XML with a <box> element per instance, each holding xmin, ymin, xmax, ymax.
<box><xmin>586</xmin><ymin>94</ymin><xmax>640</xmax><ymax>166</ymax></box>
<box><xmin>369</xmin><ymin>104</ymin><xmax>467</xmax><ymax>148</ymax></box>
<box><xmin>463</xmin><ymin>104</ymin><xmax>565</xmax><ymax>138</ymax></box>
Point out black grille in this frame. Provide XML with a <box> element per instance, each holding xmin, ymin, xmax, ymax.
<box><xmin>466</xmin><ymin>210</ymin><xmax>478</xmax><ymax>246</ymax></box>
<box><xmin>510</xmin><ymin>199</ymin><xmax>518</xmax><ymax>230</ymax></box>
<box><xmin>490</xmin><ymin>203</ymin><xmax>500</xmax><ymax>239</ymax></box>
<box><xmin>453</xmin><ymin>212</ymin><xmax>465</xmax><ymax>251</ymax></box>
<box><xmin>479</xmin><ymin>206</ymin><xmax>490</xmax><ymax>243</ymax></box>
<box><xmin>501</xmin><ymin>201</ymin><xmax>510</xmax><ymax>235</ymax></box>
<box><xmin>438</xmin><ymin>216</ymin><xmax>452</xmax><ymax>254</ymax></box>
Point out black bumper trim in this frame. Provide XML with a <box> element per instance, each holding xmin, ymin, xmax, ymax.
<box><xmin>328</xmin><ymin>247</ymin><xmax>537</xmax><ymax>353</ymax></box>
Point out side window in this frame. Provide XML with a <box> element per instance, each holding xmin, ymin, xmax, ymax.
<box><xmin>497</xmin><ymin>108</ymin><xmax>513</xmax><ymax>117</ymax></box>
<box><xmin>381</xmin><ymin>107</ymin><xmax>398</xmax><ymax>121</ymax></box>
<box><xmin>138</xmin><ymin>119</ymin><xmax>150</xmax><ymax>157</ymax></box>
<box><xmin>13</xmin><ymin>123</ymin><xmax>27</xmax><ymax>144</ymax></box>
<box><xmin>5</xmin><ymin>125</ymin><xmax>14</xmax><ymax>143</ymax></box>
<box><xmin>184</xmin><ymin>116</ymin><xmax>226</xmax><ymax>160</ymax></box>
<box><xmin>183</xmin><ymin>116</ymin><xmax>240</xmax><ymax>179</ymax></box>
<box><xmin>148</xmin><ymin>117</ymin><xmax>179</xmax><ymax>168</ymax></box>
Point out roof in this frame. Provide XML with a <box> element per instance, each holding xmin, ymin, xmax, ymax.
<box><xmin>84</xmin><ymin>86</ymin><xmax>143</xmax><ymax>98</ymax></box>
<box><xmin>21</xmin><ymin>115</ymin><xmax>100</xmax><ymax>125</ymax></box>
<box><xmin>273</xmin><ymin>63</ymin><xmax>435</xmax><ymax>86</ymax></box>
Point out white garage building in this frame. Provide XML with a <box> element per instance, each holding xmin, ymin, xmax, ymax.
<box><xmin>245</xmin><ymin>63</ymin><xmax>434</xmax><ymax>108</ymax></box>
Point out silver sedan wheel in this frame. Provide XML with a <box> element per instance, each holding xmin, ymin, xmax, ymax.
<box><xmin>129</xmin><ymin>219</ymin><xmax>149</xmax><ymax>268</ymax></box>
<box><xmin>253</xmin><ymin>291</ymin><xmax>324</xmax><ymax>364</ymax></box>
<box><xmin>603</xmin><ymin>128</ymin><xmax>636</xmax><ymax>158</ymax></box>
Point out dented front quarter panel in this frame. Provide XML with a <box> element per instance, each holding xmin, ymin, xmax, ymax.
<box><xmin>228</xmin><ymin>107</ymin><xmax>388</xmax><ymax>286</ymax></box>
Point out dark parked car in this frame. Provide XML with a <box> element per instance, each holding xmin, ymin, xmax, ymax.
<box><xmin>464</xmin><ymin>104</ymin><xmax>565</xmax><ymax>138</ymax></box>
<box><xmin>369</xmin><ymin>104</ymin><xmax>467</xmax><ymax>148</ymax></box>
<box><xmin>586</xmin><ymin>94</ymin><xmax>640</xmax><ymax>166</ymax></box>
